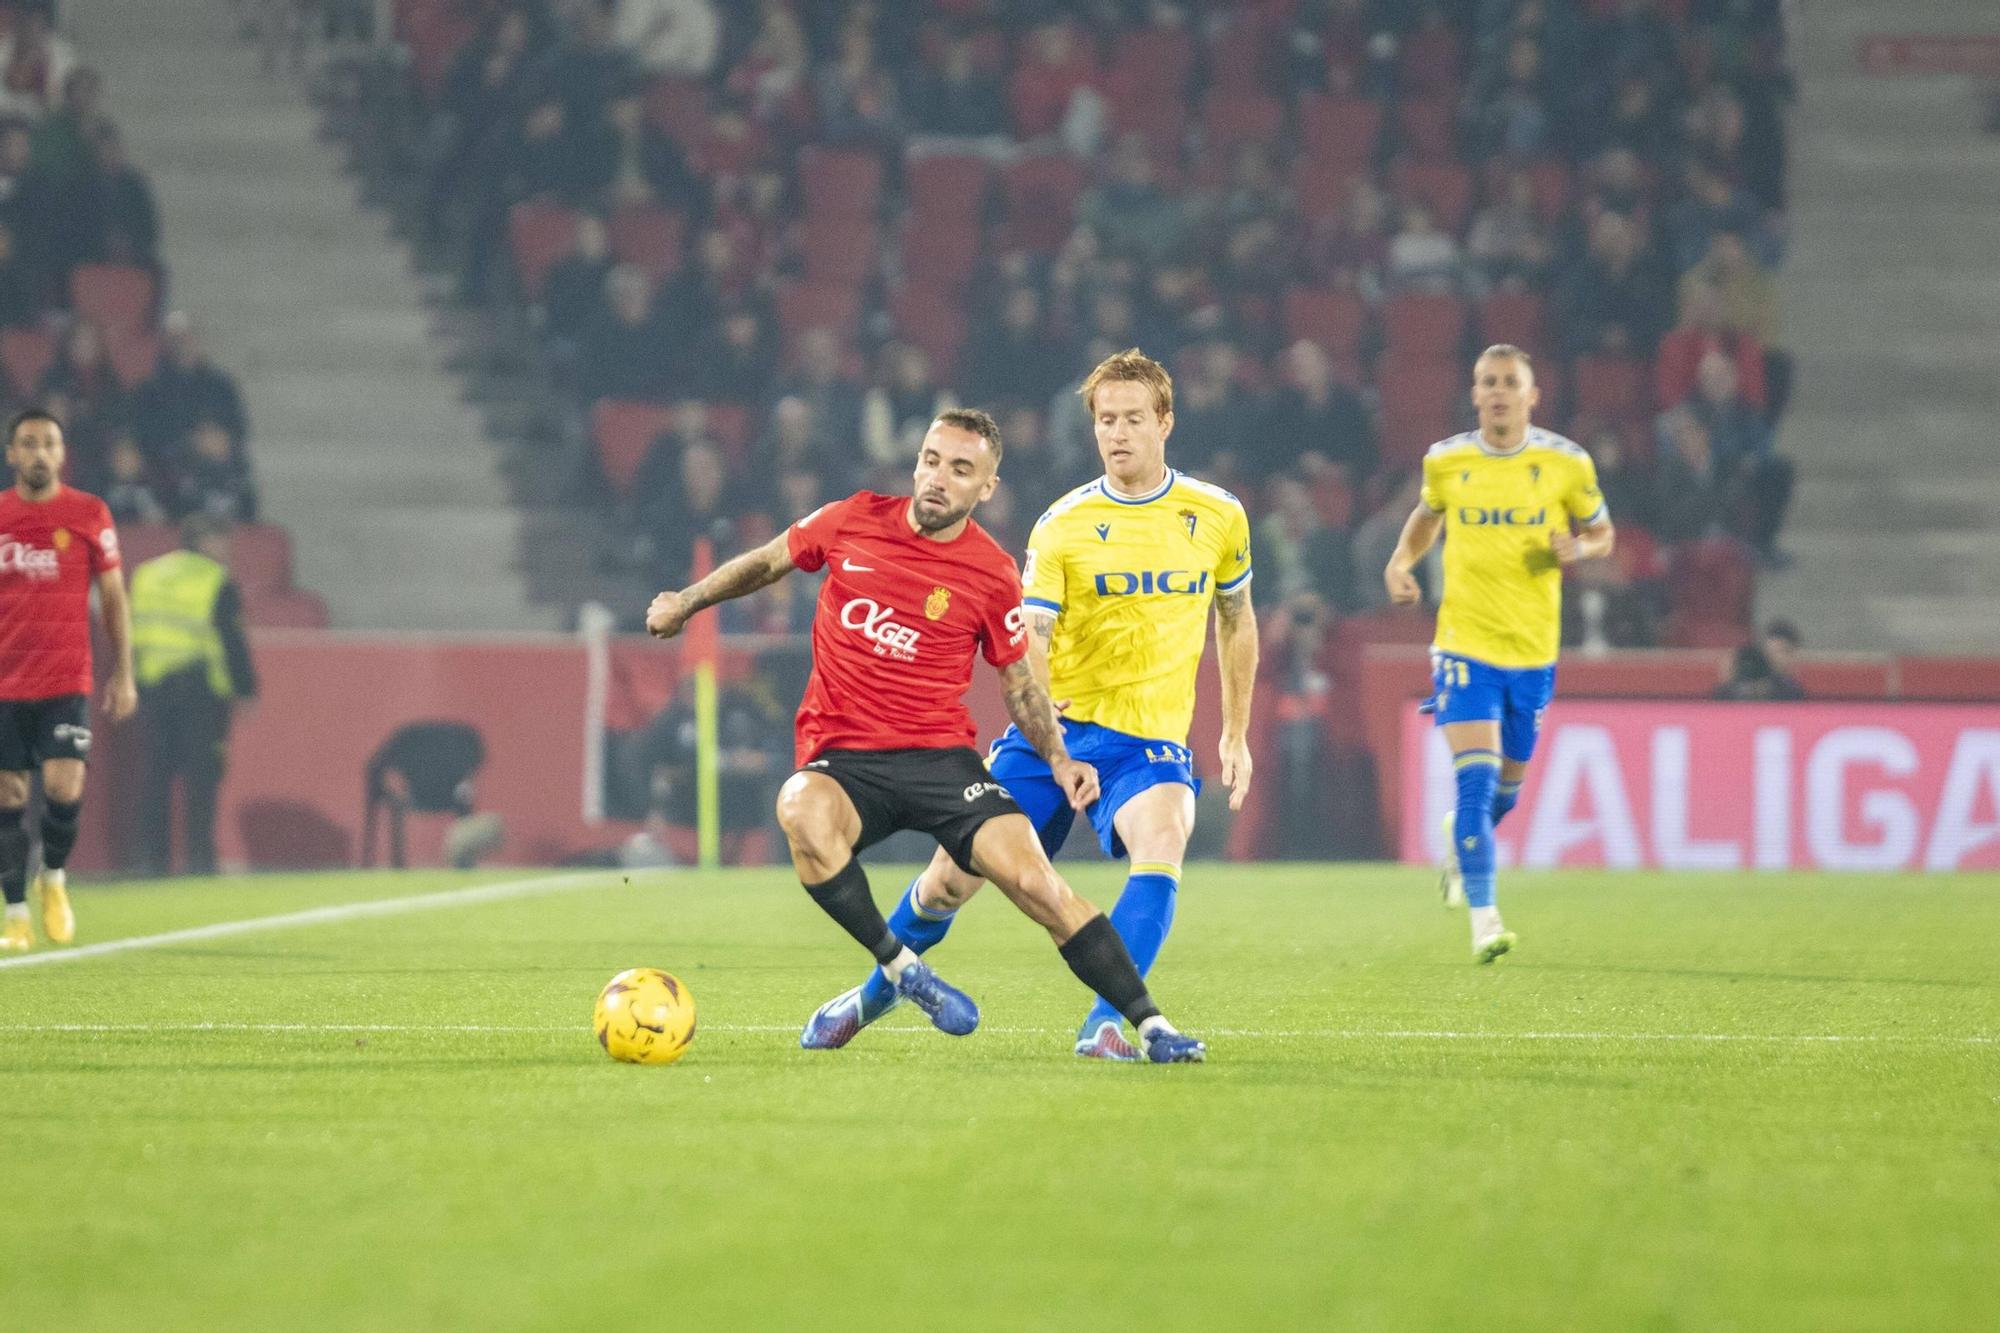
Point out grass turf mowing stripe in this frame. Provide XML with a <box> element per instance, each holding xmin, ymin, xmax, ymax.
<box><xmin>0</xmin><ymin>870</ymin><xmax>619</xmax><ymax>971</ymax></box>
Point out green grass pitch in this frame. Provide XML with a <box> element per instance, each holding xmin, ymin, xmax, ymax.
<box><xmin>3</xmin><ymin>864</ymin><xmax>1996</xmax><ymax>1331</ymax></box>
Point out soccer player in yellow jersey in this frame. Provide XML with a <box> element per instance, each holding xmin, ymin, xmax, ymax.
<box><xmin>1384</xmin><ymin>345</ymin><xmax>1615</xmax><ymax>961</ymax></box>
<box><xmin>801</xmin><ymin>349</ymin><xmax>1261</xmax><ymax>1060</ymax></box>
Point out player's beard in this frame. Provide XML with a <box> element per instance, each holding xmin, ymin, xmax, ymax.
<box><xmin>911</xmin><ymin>492</ymin><xmax>972</xmax><ymax>532</ymax></box>
<box><xmin>20</xmin><ymin>463</ymin><xmax>53</xmax><ymax>490</ymax></box>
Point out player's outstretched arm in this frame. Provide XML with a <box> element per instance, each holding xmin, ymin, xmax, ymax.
<box><xmin>1214</xmin><ymin>584</ymin><xmax>1259</xmax><ymax>811</ymax></box>
<box><xmin>1384</xmin><ymin>505</ymin><xmax>1444</xmax><ymax>605</ymax></box>
<box><xmin>997</xmin><ymin>656</ymin><xmax>1098</xmax><ymax>811</ymax></box>
<box><xmin>1551</xmin><ymin>516</ymin><xmax>1616</xmax><ymax>565</ymax></box>
<box><xmin>94</xmin><ymin>567</ymin><xmax>138</xmax><ymax>722</ymax></box>
<box><xmin>646</xmin><ymin>533</ymin><xmax>796</xmax><ymax>639</ymax></box>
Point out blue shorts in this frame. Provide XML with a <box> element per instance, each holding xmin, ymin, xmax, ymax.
<box><xmin>986</xmin><ymin>719</ymin><xmax>1200</xmax><ymax>860</ymax></box>
<box><xmin>1427</xmin><ymin>651</ymin><xmax>1557</xmax><ymax>764</ymax></box>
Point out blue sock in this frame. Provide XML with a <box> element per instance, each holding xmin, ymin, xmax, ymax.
<box><xmin>1455</xmin><ymin>750</ymin><xmax>1501</xmax><ymax>909</ymax></box>
<box><xmin>1491</xmin><ymin>777</ymin><xmax>1522</xmax><ymax>828</ymax></box>
<box><xmin>858</xmin><ymin>877</ymin><xmax>957</xmax><ymax>1010</ymax></box>
<box><xmin>1080</xmin><ymin>863</ymin><xmax>1180</xmax><ymax>1034</ymax></box>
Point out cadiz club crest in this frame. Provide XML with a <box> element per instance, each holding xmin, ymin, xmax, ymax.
<box><xmin>1179</xmin><ymin>508</ymin><xmax>1198</xmax><ymax>540</ymax></box>
<box><xmin>924</xmin><ymin>586</ymin><xmax>951</xmax><ymax>620</ymax></box>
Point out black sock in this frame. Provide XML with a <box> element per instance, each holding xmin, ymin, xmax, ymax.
<box><xmin>0</xmin><ymin>810</ymin><xmax>27</xmax><ymax>906</ymax></box>
<box><xmin>1058</xmin><ymin>914</ymin><xmax>1161</xmax><ymax>1027</ymax></box>
<box><xmin>803</xmin><ymin>858</ymin><xmax>902</xmax><ymax>966</ymax></box>
<box><xmin>40</xmin><ymin>798</ymin><xmax>81</xmax><ymax>871</ymax></box>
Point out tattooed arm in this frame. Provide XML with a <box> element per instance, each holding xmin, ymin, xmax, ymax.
<box><xmin>997</xmin><ymin>617</ymin><xmax>1099</xmax><ymax>811</ymax></box>
<box><xmin>1214</xmin><ymin>583</ymin><xmax>1259</xmax><ymax>810</ymax></box>
<box><xmin>646</xmin><ymin>534</ymin><xmax>796</xmax><ymax>638</ymax></box>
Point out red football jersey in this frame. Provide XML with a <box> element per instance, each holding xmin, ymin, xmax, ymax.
<box><xmin>0</xmin><ymin>485</ymin><xmax>120</xmax><ymax>700</ymax></box>
<box><xmin>786</xmin><ymin>491</ymin><xmax>1027</xmax><ymax>764</ymax></box>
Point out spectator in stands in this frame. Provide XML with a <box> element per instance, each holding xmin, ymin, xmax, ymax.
<box><xmin>85</xmin><ymin>124</ymin><xmax>159</xmax><ymax>267</ymax></box>
<box><xmin>1385</xmin><ymin>203</ymin><xmax>1465</xmax><ymax>295</ymax></box>
<box><xmin>1079</xmin><ymin>134</ymin><xmax>1188</xmax><ymax>264</ymax></box>
<box><xmin>1682</xmin><ymin>348</ymin><xmax>1792</xmax><ymax>564</ymax></box>
<box><xmin>0</xmin><ymin>11</ymin><xmax>78</xmax><ymax>121</ymax></box>
<box><xmin>540</xmin><ymin>213</ymin><xmax>613</xmax><ymax>384</ymax></box>
<box><xmin>775</xmin><ymin>327</ymin><xmax>864</xmax><ymax>466</ymax></box>
<box><xmin>103</xmin><ymin>431</ymin><xmax>166</xmax><ymax>524</ymax></box>
<box><xmin>1579</xmin><ymin>146</ymin><xmax>1650</xmax><ymax>222</ymax></box>
<box><xmin>767</xmin><ymin>464</ymin><xmax>824</xmax><ymax>531</ymax></box>
<box><xmin>580</xmin><ymin>265</ymin><xmax>669</xmax><ymax>404</ymax></box>
<box><xmin>1714</xmin><ymin>620</ymin><xmax>1806</xmax><ymax>701</ymax></box>
<box><xmin>1650</xmin><ymin>407</ymin><xmax>1726</xmax><ymax>544</ymax></box>
<box><xmin>726</xmin><ymin>1</ymin><xmax>809</xmax><ymax>125</ymax></box>
<box><xmin>1678</xmin><ymin>228</ymin><xmax>1778</xmax><ymax>347</ymax></box>
<box><xmin>750</xmin><ymin>395</ymin><xmax>827</xmax><ymax>489</ymax></box>
<box><xmin>1591</xmin><ymin>72</ymin><xmax>1674</xmax><ymax>159</ymax></box>
<box><xmin>1555</xmin><ymin>210</ymin><xmax>1670</xmax><ymax>355</ymax></box>
<box><xmin>30</xmin><ymin>65</ymin><xmax>110</xmax><ymax>182</ymax></box>
<box><xmin>861</xmin><ymin>341</ymin><xmax>954</xmax><ymax>468</ymax></box>
<box><xmin>0</xmin><ymin>118</ymin><xmax>34</xmax><ymax>219</ymax></box>
<box><xmin>1578</xmin><ymin>424</ymin><xmax>1656</xmax><ymax>534</ymax></box>
<box><xmin>654</xmin><ymin>227</ymin><xmax>742</xmax><ymax>367</ymax></box>
<box><xmin>614</xmin><ymin>0</ymin><xmax>720</xmax><ymax>78</ymax></box>
<box><xmin>425</xmin><ymin>5</ymin><xmax>537</xmax><ymax>242</ymax></box>
<box><xmin>1171</xmin><ymin>339</ymin><xmax>1254</xmax><ymax>476</ymax></box>
<box><xmin>1466</xmin><ymin>35</ymin><xmax>1554</xmax><ymax>159</ymax></box>
<box><xmin>1259</xmin><ymin>476</ymin><xmax>1354</xmax><ymax>610</ymax></box>
<box><xmin>175</xmin><ymin>417</ymin><xmax>259</xmax><ymax>523</ymax></box>
<box><xmin>1008</xmin><ymin>23</ymin><xmax>1096</xmax><ymax>141</ymax></box>
<box><xmin>1259</xmin><ymin>339</ymin><xmax>1373</xmax><ymax>480</ymax></box>
<box><xmin>531</xmin><ymin>0</ymin><xmax>634</xmax><ymax>126</ymax></box>
<box><xmin>602</xmin><ymin>82</ymin><xmax>699</xmax><ymax>212</ymax></box>
<box><xmin>0</xmin><ymin>220</ymin><xmax>38</xmax><ymax>324</ymax></box>
<box><xmin>1665</xmin><ymin>159</ymin><xmax>1775</xmax><ymax>274</ymax></box>
<box><xmin>962</xmin><ymin>285</ymin><xmax>1065</xmax><ymax>410</ymax></box>
<box><xmin>1466</xmin><ymin>169</ymin><xmax>1554</xmax><ymax>292</ymax></box>
<box><xmin>1657</xmin><ymin>279</ymin><xmax>1766</xmax><ymax>416</ymax></box>
<box><xmin>815</xmin><ymin>23</ymin><xmax>903</xmax><ymax>152</ymax></box>
<box><xmin>136</xmin><ymin>312</ymin><xmax>249</xmax><ymax>461</ymax></box>
<box><xmin>40</xmin><ymin>321</ymin><xmax>129</xmax><ymax>460</ymax></box>
<box><xmin>906</xmin><ymin>34</ymin><xmax>1007</xmax><ymax>143</ymax></box>
<box><xmin>1350</xmin><ymin>472</ymin><xmax>1437</xmax><ymax>610</ymax></box>
<box><xmin>701</xmin><ymin>303</ymin><xmax>776</xmax><ymax>405</ymax></box>
<box><xmin>640</xmin><ymin>439</ymin><xmax>734</xmax><ymax>586</ymax></box>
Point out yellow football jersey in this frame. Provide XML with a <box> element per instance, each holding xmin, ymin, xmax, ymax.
<box><xmin>1022</xmin><ymin>469</ymin><xmax>1252</xmax><ymax>744</ymax></box>
<box><xmin>1420</xmin><ymin>428</ymin><xmax>1607</xmax><ymax>669</ymax></box>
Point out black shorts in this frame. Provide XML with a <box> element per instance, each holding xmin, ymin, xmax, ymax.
<box><xmin>0</xmin><ymin>695</ymin><xmax>92</xmax><ymax>770</ymax></box>
<box><xmin>800</xmin><ymin>746</ymin><xmax>1024</xmax><ymax>875</ymax></box>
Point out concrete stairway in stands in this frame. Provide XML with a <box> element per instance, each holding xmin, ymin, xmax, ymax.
<box><xmin>1761</xmin><ymin>1</ymin><xmax>2000</xmax><ymax>652</ymax></box>
<box><xmin>65</xmin><ymin>0</ymin><xmax>553</xmax><ymax>631</ymax></box>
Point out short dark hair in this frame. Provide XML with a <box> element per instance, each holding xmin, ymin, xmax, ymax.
<box><xmin>1763</xmin><ymin>618</ymin><xmax>1802</xmax><ymax>648</ymax></box>
<box><xmin>180</xmin><ymin>513</ymin><xmax>230</xmax><ymax>550</ymax></box>
<box><xmin>934</xmin><ymin>407</ymin><xmax>1003</xmax><ymax>462</ymax></box>
<box><xmin>7</xmin><ymin>408</ymin><xmax>62</xmax><ymax>443</ymax></box>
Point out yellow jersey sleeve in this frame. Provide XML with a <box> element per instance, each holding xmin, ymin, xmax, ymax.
<box><xmin>1419</xmin><ymin>450</ymin><xmax>1447</xmax><ymax>514</ymax></box>
<box><xmin>1564</xmin><ymin>452</ymin><xmax>1608</xmax><ymax>525</ymax></box>
<box><xmin>1022</xmin><ymin>513</ymin><xmax>1068</xmax><ymax>615</ymax></box>
<box><xmin>1215</xmin><ymin>498</ymin><xmax>1253</xmax><ymax>593</ymax></box>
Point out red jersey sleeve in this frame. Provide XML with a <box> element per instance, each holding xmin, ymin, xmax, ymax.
<box><xmin>87</xmin><ymin>500</ymin><xmax>121</xmax><ymax>574</ymax></box>
<box><xmin>977</xmin><ymin>561</ymin><xmax>1029</xmax><ymax>669</ymax></box>
<box><xmin>786</xmin><ymin>496</ymin><xmax>851</xmax><ymax>573</ymax></box>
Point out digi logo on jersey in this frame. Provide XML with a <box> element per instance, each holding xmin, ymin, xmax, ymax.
<box><xmin>838</xmin><ymin>597</ymin><xmax>922</xmax><ymax>661</ymax></box>
<box><xmin>1092</xmin><ymin>570</ymin><xmax>1212</xmax><ymax>597</ymax></box>
<box><xmin>0</xmin><ymin>537</ymin><xmax>60</xmax><ymax>580</ymax></box>
<box><xmin>1456</xmin><ymin>507</ymin><xmax>1548</xmax><ymax>527</ymax></box>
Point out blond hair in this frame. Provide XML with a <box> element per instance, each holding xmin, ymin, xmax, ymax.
<box><xmin>1078</xmin><ymin>347</ymin><xmax>1174</xmax><ymax>419</ymax></box>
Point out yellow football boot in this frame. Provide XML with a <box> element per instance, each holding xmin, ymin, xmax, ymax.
<box><xmin>36</xmin><ymin>872</ymin><xmax>74</xmax><ymax>945</ymax></box>
<box><xmin>1</xmin><ymin>910</ymin><xmax>30</xmax><ymax>953</ymax></box>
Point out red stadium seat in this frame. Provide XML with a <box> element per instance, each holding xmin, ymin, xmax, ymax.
<box><xmin>799</xmin><ymin>149</ymin><xmax>884</xmax><ymax>221</ymax></box>
<box><xmin>1395</xmin><ymin>98</ymin><xmax>1457</xmax><ymax>162</ymax></box>
<box><xmin>0</xmin><ymin>327</ymin><xmax>55</xmax><ymax>398</ymax></box>
<box><xmin>800</xmin><ymin>220</ymin><xmax>880</xmax><ymax>286</ymax></box>
<box><xmin>1201</xmin><ymin>92</ymin><xmax>1285</xmax><ymax>152</ymax></box>
<box><xmin>69</xmin><ymin>264</ymin><xmax>157</xmax><ymax>332</ymax></box>
<box><xmin>1665</xmin><ymin>536</ymin><xmax>1755</xmax><ymax>646</ymax></box>
<box><xmin>1291</xmin><ymin>159</ymin><xmax>1362</xmax><ymax>224</ymax></box>
<box><xmin>240</xmin><ymin>588</ymin><xmax>330</xmax><ymax>630</ymax></box>
<box><xmin>1375</xmin><ymin>358</ymin><xmax>1465</xmax><ymax>467</ymax></box>
<box><xmin>1107</xmin><ymin>24</ymin><xmax>1194</xmax><ymax>94</ymax></box>
<box><xmin>706</xmin><ymin>402</ymin><xmax>755</xmax><ymax>470</ymax></box>
<box><xmin>1398</xmin><ymin>24</ymin><xmax>1464</xmax><ymax>95</ymax></box>
<box><xmin>227</xmin><ymin>523</ymin><xmax>296</xmax><ymax>594</ymax></box>
<box><xmin>607</xmin><ymin>206</ymin><xmax>685</xmax><ymax>284</ymax></box>
<box><xmin>1002</xmin><ymin>154</ymin><xmax>1088</xmax><ymax>253</ymax></box>
<box><xmin>117</xmin><ymin>521</ymin><xmax>178</xmax><ymax>569</ymax></box>
<box><xmin>774</xmin><ymin>282</ymin><xmax>864</xmax><ymax>354</ymax></box>
<box><xmin>903</xmin><ymin>153</ymin><xmax>991</xmax><ymax>222</ymax></box>
<box><xmin>1390</xmin><ymin>160</ymin><xmax>1475</xmax><ymax>233</ymax></box>
<box><xmin>888</xmin><ymin>285</ymin><xmax>970</xmax><ymax>381</ymax></box>
<box><xmin>1572</xmin><ymin>355</ymin><xmax>1651</xmax><ymax>423</ymax></box>
<box><xmin>1207</xmin><ymin>24</ymin><xmax>1273</xmax><ymax>93</ymax></box>
<box><xmin>591</xmin><ymin>400</ymin><xmax>678</xmax><ymax>499</ymax></box>
<box><xmin>1297</xmin><ymin>94</ymin><xmax>1382</xmax><ymax>173</ymax></box>
<box><xmin>1381</xmin><ymin>292</ymin><xmax>1469</xmax><ymax>359</ymax></box>
<box><xmin>642</xmin><ymin>77</ymin><xmax>709</xmax><ymax>144</ymax></box>
<box><xmin>105</xmin><ymin>326</ymin><xmax>159</xmax><ymax>390</ymax></box>
<box><xmin>1282</xmin><ymin>287</ymin><xmax>1368</xmax><ymax>362</ymax></box>
<box><xmin>1478</xmin><ymin>289</ymin><xmax>1548</xmax><ymax>357</ymax></box>
<box><xmin>1105</xmin><ymin>88</ymin><xmax>1187</xmax><ymax>158</ymax></box>
<box><xmin>507</xmin><ymin>202</ymin><xmax>580</xmax><ymax>303</ymax></box>
<box><xmin>1526</xmin><ymin>159</ymin><xmax>1573</xmax><ymax>226</ymax></box>
<box><xmin>900</xmin><ymin>217</ymin><xmax>982</xmax><ymax>293</ymax></box>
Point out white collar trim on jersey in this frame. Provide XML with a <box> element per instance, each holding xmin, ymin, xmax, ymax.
<box><xmin>1098</xmin><ymin>468</ymin><xmax>1177</xmax><ymax>505</ymax></box>
<box><xmin>1474</xmin><ymin>429</ymin><xmax>1535</xmax><ymax>458</ymax></box>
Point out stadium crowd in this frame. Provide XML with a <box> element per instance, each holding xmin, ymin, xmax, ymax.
<box><xmin>394</xmin><ymin>0</ymin><xmax>1793</xmax><ymax>655</ymax></box>
<box><xmin>0</xmin><ymin>4</ymin><xmax>261</xmax><ymax>527</ymax></box>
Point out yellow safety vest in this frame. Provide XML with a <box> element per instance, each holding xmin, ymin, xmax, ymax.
<box><xmin>131</xmin><ymin>551</ymin><xmax>233</xmax><ymax>696</ymax></box>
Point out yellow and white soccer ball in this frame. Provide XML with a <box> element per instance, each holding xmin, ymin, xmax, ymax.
<box><xmin>593</xmin><ymin>968</ymin><xmax>696</xmax><ymax>1065</ymax></box>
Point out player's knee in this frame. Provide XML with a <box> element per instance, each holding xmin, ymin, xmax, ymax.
<box><xmin>919</xmin><ymin>859</ymin><xmax>982</xmax><ymax>914</ymax></box>
<box><xmin>774</xmin><ymin>783</ymin><xmax>842</xmax><ymax>860</ymax></box>
<box><xmin>43</xmin><ymin>771</ymin><xmax>85</xmax><ymax>804</ymax></box>
<box><xmin>0</xmin><ymin>773</ymin><xmax>27</xmax><ymax>809</ymax></box>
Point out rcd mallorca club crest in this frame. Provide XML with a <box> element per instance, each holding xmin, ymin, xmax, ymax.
<box><xmin>924</xmin><ymin>586</ymin><xmax>951</xmax><ymax>620</ymax></box>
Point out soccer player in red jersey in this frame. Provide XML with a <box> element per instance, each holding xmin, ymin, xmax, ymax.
<box><xmin>646</xmin><ymin>409</ymin><xmax>1206</xmax><ymax>1062</ymax></box>
<box><xmin>0</xmin><ymin>410</ymin><xmax>138</xmax><ymax>952</ymax></box>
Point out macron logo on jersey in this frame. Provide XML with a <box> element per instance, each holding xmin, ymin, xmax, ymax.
<box><xmin>0</xmin><ymin>536</ymin><xmax>60</xmax><ymax>580</ymax></box>
<box><xmin>839</xmin><ymin>597</ymin><xmax>922</xmax><ymax>662</ymax></box>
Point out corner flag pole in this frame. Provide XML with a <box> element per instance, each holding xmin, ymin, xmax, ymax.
<box><xmin>688</xmin><ymin>538</ymin><xmax>721</xmax><ymax>870</ymax></box>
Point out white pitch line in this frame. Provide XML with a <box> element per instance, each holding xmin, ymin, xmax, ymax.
<box><xmin>0</xmin><ymin>1022</ymin><xmax>1992</xmax><ymax>1046</ymax></box>
<box><xmin>0</xmin><ymin>871</ymin><xmax>620</xmax><ymax>972</ymax></box>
